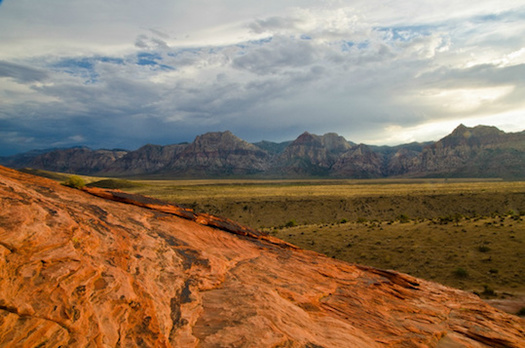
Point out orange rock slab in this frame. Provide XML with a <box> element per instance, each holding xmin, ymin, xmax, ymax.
<box><xmin>0</xmin><ymin>165</ymin><xmax>523</xmax><ymax>347</ymax></box>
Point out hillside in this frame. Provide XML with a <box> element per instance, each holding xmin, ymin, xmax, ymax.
<box><xmin>1</xmin><ymin>165</ymin><xmax>524</xmax><ymax>347</ymax></box>
<box><xmin>0</xmin><ymin>124</ymin><xmax>524</xmax><ymax>178</ymax></box>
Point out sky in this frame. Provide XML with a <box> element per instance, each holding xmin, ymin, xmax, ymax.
<box><xmin>0</xmin><ymin>0</ymin><xmax>524</xmax><ymax>156</ymax></box>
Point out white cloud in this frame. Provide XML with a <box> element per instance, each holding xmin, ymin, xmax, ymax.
<box><xmin>0</xmin><ymin>0</ymin><xmax>524</xmax><ymax>154</ymax></box>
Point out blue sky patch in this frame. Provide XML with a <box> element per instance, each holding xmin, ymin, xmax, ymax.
<box><xmin>341</xmin><ymin>41</ymin><xmax>354</xmax><ymax>52</ymax></box>
<box><xmin>376</xmin><ymin>25</ymin><xmax>434</xmax><ymax>42</ymax></box>
<box><xmin>50</xmin><ymin>56</ymin><xmax>126</xmax><ymax>83</ymax></box>
<box><xmin>137</xmin><ymin>52</ymin><xmax>162</xmax><ymax>66</ymax></box>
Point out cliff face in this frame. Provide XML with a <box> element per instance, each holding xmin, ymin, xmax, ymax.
<box><xmin>3</xmin><ymin>147</ymin><xmax>128</xmax><ymax>174</ymax></box>
<box><xmin>103</xmin><ymin>143</ymin><xmax>187</xmax><ymax>175</ymax></box>
<box><xmin>167</xmin><ymin>131</ymin><xmax>271</xmax><ymax>176</ymax></box>
<box><xmin>1</xmin><ymin>125</ymin><xmax>524</xmax><ymax>178</ymax></box>
<box><xmin>331</xmin><ymin>144</ymin><xmax>384</xmax><ymax>178</ymax></box>
<box><xmin>0</xmin><ymin>165</ymin><xmax>524</xmax><ymax>347</ymax></box>
<box><xmin>272</xmin><ymin>132</ymin><xmax>354</xmax><ymax>176</ymax></box>
<box><xmin>416</xmin><ymin>125</ymin><xmax>525</xmax><ymax>178</ymax></box>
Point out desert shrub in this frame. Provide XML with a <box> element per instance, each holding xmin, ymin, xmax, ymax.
<box><xmin>340</xmin><ymin>218</ymin><xmax>348</xmax><ymax>224</ymax></box>
<box><xmin>396</xmin><ymin>214</ymin><xmax>410</xmax><ymax>223</ymax></box>
<box><xmin>284</xmin><ymin>219</ymin><xmax>297</xmax><ymax>228</ymax></box>
<box><xmin>481</xmin><ymin>285</ymin><xmax>496</xmax><ymax>297</ymax></box>
<box><xmin>453</xmin><ymin>267</ymin><xmax>468</xmax><ymax>279</ymax></box>
<box><xmin>63</xmin><ymin>175</ymin><xmax>86</xmax><ymax>189</ymax></box>
<box><xmin>356</xmin><ymin>217</ymin><xmax>367</xmax><ymax>224</ymax></box>
<box><xmin>438</xmin><ymin>216</ymin><xmax>453</xmax><ymax>224</ymax></box>
<box><xmin>478</xmin><ymin>245</ymin><xmax>491</xmax><ymax>253</ymax></box>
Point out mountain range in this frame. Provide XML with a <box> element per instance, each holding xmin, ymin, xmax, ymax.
<box><xmin>1</xmin><ymin>124</ymin><xmax>524</xmax><ymax>178</ymax></box>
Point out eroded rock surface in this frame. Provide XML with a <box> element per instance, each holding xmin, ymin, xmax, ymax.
<box><xmin>0</xmin><ymin>166</ymin><xmax>523</xmax><ymax>347</ymax></box>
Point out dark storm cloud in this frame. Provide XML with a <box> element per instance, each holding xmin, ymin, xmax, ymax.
<box><xmin>0</xmin><ymin>61</ymin><xmax>48</xmax><ymax>83</ymax></box>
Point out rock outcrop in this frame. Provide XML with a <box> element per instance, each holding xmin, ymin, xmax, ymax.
<box><xmin>331</xmin><ymin>144</ymin><xmax>384</xmax><ymax>178</ymax></box>
<box><xmin>103</xmin><ymin>143</ymin><xmax>187</xmax><ymax>176</ymax></box>
<box><xmin>272</xmin><ymin>132</ymin><xmax>353</xmax><ymax>176</ymax></box>
<box><xmin>3</xmin><ymin>147</ymin><xmax>128</xmax><ymax>174</ymax></box>
<box><xmin>167</xmin><ymin>131</ymin><xmax>271</xmax><ymax>177</ymax></box>
<box><xmin>1</xmin><ymin>165</ymin><xmax>524</xmax><ymax>347</ymax></box>
<box><xmin>415</xmin><ymin>124</ymin><xmax>525</xmax><ymax>178</ymax></box>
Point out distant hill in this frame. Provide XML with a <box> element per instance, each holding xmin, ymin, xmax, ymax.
<box><xmin>415</xmin><ymin>125</ymin><xmax>525</xmax><ymax>178</ymax></box>
<box><xmin>1</xmin><ymin>124</ymin><xmax>524</xmax><ymax>178</ymax></box>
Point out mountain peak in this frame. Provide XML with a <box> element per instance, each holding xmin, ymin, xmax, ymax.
<box><xmin>191</xmin><ymin>130</ymin><xmax>257</xmax><ymax>151</ymax></box>
<box><xmin>450</xmin><ymin>124</ymin><xmax>504</xmax><ymax>139</ymax></box>
<box><xmin>295</xmin><ymin>131</ymin><xmax>319</xmax><ymax>142</ymax></box>
<box><xmin>320</xmin><ymin>132</ymin><xmax>353</xmax><ymax>152</ymax></box>
<box><xmin>451</xmin><ymin>123</ymin><xmax>468</xmax><ymax>135</ymax></box>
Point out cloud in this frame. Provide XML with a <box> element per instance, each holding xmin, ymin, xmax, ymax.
<box><xmin>248</xmin><ymin>16</ymin><xmax>301</xmax><ymax>34</ymax></box>
<box><xmin>135</xmin><ymin>35</ymin><xmax>170</xmax><ymax>50</ymax></box>
<box><xmin>233</xmin><ymin>36</ymin><xmax>318</xmax><ymax>74</ymax></box>
<box><xmin>0</xmin><ymin>61</ymin><xmax>48</xmax><ymax>83</ymax></box>
<box><xmin>0</xmin><ymin>1</ymin><xmax>524</xmax><ymax>155</ymax></box>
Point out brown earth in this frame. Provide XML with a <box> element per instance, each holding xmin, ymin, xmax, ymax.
<box><xmin>1</xmin><ymin>165</ymin><xmax>524</xmax><ymax>347</ymax></box>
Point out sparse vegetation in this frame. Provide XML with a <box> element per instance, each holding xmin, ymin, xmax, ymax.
<box><xmin>396</xmin><ymin>214</ymin><xmax>410</xmax><ymax>223</ymax></box>
<box><xmin>478</xmin><ymin>245</ymin><xmax>491</xmax><ymax>253</ymax></box>
<box><xmin>63</xmin><ymin>175</ymin><xmax>86</xmax><ymax>189</ymax></box>
<box><xmin>284</xmin><ymin>219</ymin><xmax>297</xmax><ymax>228</ymax></box>
<box><xmin>481</xmin><ymin>285</ymin><xmax>496</xmax><ymax>297</ymax></box>
<box><xmin>47</xmin><ymin>175</ymin><xmax>525</xmax><ymax>294</ymax></box>
<box><xmin>453</xmin><ymin>267</ymin><xmax>469</xmax><ymax>279</ymax></box>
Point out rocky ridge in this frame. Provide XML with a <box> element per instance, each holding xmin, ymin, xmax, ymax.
<box><xmin>271</xmin><ymin>132</ymin><xmax>353</xmax><ymax>176</ymax></box>
<box><xmin>1</xmin><ymin>124</ymin><xmax>524</xmax><ymax>178</ymax></box>
<box><xmin>0</xmin><ymin>165</ymin><xmax>524</xmax><ymax>347</ymax></box>
<box><xmin>415</xmin><ymin>125</ymin><xmax>525</xmax><ymax>178</ymax></box>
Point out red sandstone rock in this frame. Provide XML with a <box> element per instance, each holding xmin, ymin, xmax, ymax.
<box><xmin>0</xmin><ymin>166</ymin><xmax>524</xmax><ymax>347</ymax></box>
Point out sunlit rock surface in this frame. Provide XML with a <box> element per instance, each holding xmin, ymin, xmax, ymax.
<box><xmin>0</xmin><ymin>166</ymin><xmax>523</xmax><ymax>347</ymax></box>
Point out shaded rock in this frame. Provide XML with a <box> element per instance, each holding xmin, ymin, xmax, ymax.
<box><xmin>273</xmin><ymin>132</ymin><xmax>353</xmax><ymax>176</ymax></box>
<box><xmin>104</xmin><ymin>143</ymin><xmax>187</xmax><ymax>176</ymax></box>
<box><xmin>416</xmin><ymin>124</ymin><xmax>525</xmax><ymax>178</ymax></box>
<box><xmin>19</xmin><ymin>147</ymin><xmax>127</xmax><ymax>174</ymax></box>
<box><xmin>385</xmin><ymin>147</ymin><xmax>422</xmax><ymax>176</ymax></box>
<box><xmin>168</xmin><ymin>131</ymin><xmax>271</xmax><ymax>176</ymax></box>
<box><xmin>332</xmin><ymin>144</ymin><xmax>384</xmax><ymax>178</ymax></box>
